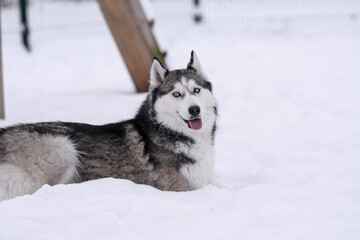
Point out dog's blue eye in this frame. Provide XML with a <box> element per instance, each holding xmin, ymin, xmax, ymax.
<box><xmin>173</xmin><ymin>92</ymin><xmax>181</xmax><ymax>97</ymax></box>
<box><xmin>194</xmin><ymin>88</ymin><xmax>201</xmax><ymax>94</ymax></box>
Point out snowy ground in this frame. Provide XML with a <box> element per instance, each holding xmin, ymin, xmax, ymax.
<box><xmin>1</xmin><ymin>1</ymin><xmax>360</xmax><ymax>240</ymax></box>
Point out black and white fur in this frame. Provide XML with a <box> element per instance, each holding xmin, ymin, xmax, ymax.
<box><xmin>0</xmin><ymin>51</ymin><xmax>217</xmax><ymax>201</ymax></box>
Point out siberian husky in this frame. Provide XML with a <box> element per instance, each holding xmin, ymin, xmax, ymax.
<box><xmin>0</xmin><ymin>51</ymin><xmax>217</xmax><ymax>201</ymax></box>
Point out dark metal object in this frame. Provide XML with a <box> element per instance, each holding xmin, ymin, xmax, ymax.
<box><xmin>19</xmin><ymin>0</ymin><xmax>30</xmax><ymax>51</ymax></box>
<box><xmin>193</xmin><ymin>0</ymin><xmax>202</xmax><ymax>23</ymax></box>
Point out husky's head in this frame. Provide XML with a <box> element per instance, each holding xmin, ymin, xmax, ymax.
<box><xmin>148</xmin><ymin>51</ymin><xmax>217</xmax><ymax>137</ymax></box>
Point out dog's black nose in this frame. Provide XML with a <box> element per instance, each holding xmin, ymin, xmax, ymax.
<box><xmin>188</xmin><ymin>105</ymin><xmax>200</xmax><ymax>117</ymax></box>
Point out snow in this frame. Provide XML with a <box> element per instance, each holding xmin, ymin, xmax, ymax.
<box><xmin>1</xmin><ymin>1</ymin><xmax>360</xmax><ymax>239</ymax></box>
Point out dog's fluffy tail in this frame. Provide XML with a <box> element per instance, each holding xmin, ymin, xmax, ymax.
<box><xmin>0</xmin><ymin>163</ymin><xmax>39</xmax><ymax>201</ymax></box>
<box><xmin>0</xmin><ymin>134</ymin><xmax>80</xmax><ymax>202</ymax></box>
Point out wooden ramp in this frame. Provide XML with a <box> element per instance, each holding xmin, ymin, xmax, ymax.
<box><xmin>97</xmin><ymin>0</ymin><xmax>166</xmax><ymax>92</ymax></box>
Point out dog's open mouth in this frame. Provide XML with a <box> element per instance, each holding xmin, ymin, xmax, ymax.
<box><xmin>177</xmin><ymin>112</ymin><xmax>202</xmax><ymax>130</ymax></box>
<box><xmin>184</xmin><ymin>118</ymin><xmax>202</xmax><ymax>130</ymax></box>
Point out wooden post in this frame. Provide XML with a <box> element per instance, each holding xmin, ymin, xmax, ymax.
<box><xmin>0</xmin><ymin>7</ymin><xmax>5</xmax><ymax>119</ymax></box>
<box><xmin>97</xmin><ymin>0</ymin><xmax>166</xmax><ymax>92</ymax></box>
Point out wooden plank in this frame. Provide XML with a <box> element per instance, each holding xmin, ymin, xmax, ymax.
<box><xmin>0</xmin><ymin>7</ymin><xmax>5</xmax><ymax>119</ymax></box>
<box><xmin>98</xmin><ymin>0</ymin><xmax>163</xmax><ymax>92</ymax></box>
<box><xmin>128</xmin><ymin>0</ymin><xmax>166</xmax><ymax>61</ymax></box>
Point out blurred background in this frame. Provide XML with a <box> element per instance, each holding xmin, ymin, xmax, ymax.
<box><xmin>1</xmin><ymin>0</ymin><xmax>359</xmax><ymax>122</ymax></box>
<box><xmin>1</xmin><ymin>0</ymin><xmax>360</xmax><ymax>44</ymax></box>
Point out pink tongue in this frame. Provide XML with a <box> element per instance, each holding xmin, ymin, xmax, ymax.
<box><xmin>189</xmin><ymin>118</ymin><xmax>202</xmax><ymax>130</ymax></box>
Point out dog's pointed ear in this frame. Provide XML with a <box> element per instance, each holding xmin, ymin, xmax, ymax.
<box><xmin>150</xmin><ymin>57</ymin><xmax>168</xmax><ymax>89</ymax></box>
<box><xmin>187</xmin><ymin>51</ymin><xmax>204</xmax><ymax>77</ymax></box>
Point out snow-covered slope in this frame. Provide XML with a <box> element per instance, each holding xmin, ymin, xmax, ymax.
<box><xmin>0</xmin><ymin>1</ymin><xmax>359</xmax><ymax>239</ymax></box>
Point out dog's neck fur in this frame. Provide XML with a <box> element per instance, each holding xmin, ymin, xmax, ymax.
<box><xmin>135</xmin><ymin>96</ymin><xmax>194</xmax><ymax>146</ymax></box>
<box><xmin>134</xmin><ymin>95</ymin><xmax>216</xmax><ymax>189</ymax></box>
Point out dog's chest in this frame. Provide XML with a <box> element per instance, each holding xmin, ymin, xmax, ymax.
<box><xmin>179</xmin><ymin>139</ymin><xmax>214</xmax><ymax>189</ymax></box>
